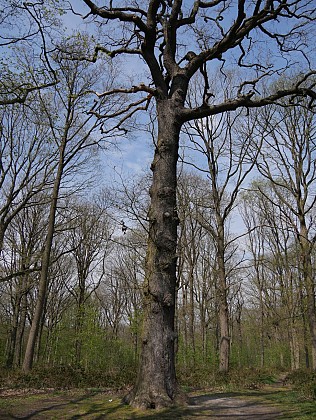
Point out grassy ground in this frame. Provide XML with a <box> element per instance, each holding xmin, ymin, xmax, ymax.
<box><xmin>0</xmin><ymin>369</ymin><xmax>315</xmax><ymax>419</ymax></box>
<box><xmin>255</xmin><ymin>384</ymin><xmax>316</xmax><ymax>419</ymax></box>
<box><xmin>0</xmin><ymin>383</ymin><xmax>315</xmax><ymax>419</ymax></box>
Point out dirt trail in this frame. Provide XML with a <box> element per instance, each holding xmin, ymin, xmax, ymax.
<box><xmin>186</xmin><ymin>375</ymin><xmax>290</xmax><ymax>419</ymax></box>
<box><xmin>187</xmin><ymin>391</ymin><xmax>284</xmax><ymax>419</ymax></box>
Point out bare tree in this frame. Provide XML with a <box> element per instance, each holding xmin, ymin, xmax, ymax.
<box><xmin>0</xmin><ymin>102</ymin><xmax>55</xmax><ymax>255</ymax></box>
<box><xmin>183</xmin><ymin>108</ymin><xmax>258</xmax><ymax>372</ymax></box>
<box><xmin>177</xmin><ymin>173</ymin><xmax>212</xmax><ymax>366</ymax></box>
<box><xmin>251</xmin><ymin>99</ymin><xmax>316</xmax><ymax>369</ymax></box>
<box><xmin>241</xmin><ymin>181</ymin><xmax>309</xmax><ymax>370</ymax></box>
<box><xmin>22</xmin><ymin>52</ymin><xmax>113</xmax><ymax>372</ymax></box>
<box><xmin>0</xmin><ymin>2</ymin><xmax>58</xmax><ymax>105</ymax></box>
<box><xmin>2</xmin><ymin>204</ymin><xmax>46</xmax><ymax>368</ymax></box>
<box><xmin>58</xmin><ymin>0</ymin><xmax>316</xmax><ymax>407</ymax></box>
<box><xmin>65</xmin><ymin>197</ymin><xmax>112</xmax><ymax>365</ymax></box>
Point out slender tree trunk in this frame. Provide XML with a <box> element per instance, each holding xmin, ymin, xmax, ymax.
<box><xmin>182</xmin><ymin>286</ymin><xmax>188</xmax><ymax>366</ymax></box>
<box><xmin>22</xmin><ymin>145</ymin><xmax>65</xmax><ymax>373</ymax></box>
<box><xmin>259</xmin><ymin>291</ymin><xmax>265</xmax><ymax>369</ymax></box>
<box><xmin>6</xmin><ymin>275</ymin><xmax>27</xmax><ymax>367</ymax></box>
<box><xmin>298</xmin><ymin>276</ymin><xmax>310</xmax><ymax>368</ymax></box>
<box><xmin>75</xmin><ymin>286</ymin><xmax>86</xmax><ymax>366</ymax></box>
<box><xmin>217</xmin><ymin>223</ymin><xmax>230</xmax><ymax>373</ymax></box>
<box><xmin>289</xmin><ymin>323</ymin><xmax>300</xmax><ymax>370</ymax></box>
<box><xmin>0</xmin><ymin>223</ymin><xmax>5</xmax><ymax>254</ymax></box>
<box><xmin>235</xmin><ymin>300</ymin><xmax>243</xmax><ymax>368</ymax></box>
<box><xmin>15</xmin><ymin>291</ymin><xmax>27</xmax><ymax>366</ymax></box>
<box><xmin>300</xmin><ymin>224</ymin><xmax>316</xmax><ymax>369</ymax></box>
<box><xmin>6</xmin><ymin>303</ymin><xmax>19</xmax><ymax>368</ymax></box>
<box><xmin>125</xmin><ymin>101</ymin><xmax>181</xmax><ymax>408</ymax></box>
<box><xmin>200</xmin><ymin>296</ymin><xmax>207</xmax><ymax>362</ymax></box>
<box><xmin>188</xmin><ymin>265</ymin><xmax>196</xmax><ymax>362</ymax></box>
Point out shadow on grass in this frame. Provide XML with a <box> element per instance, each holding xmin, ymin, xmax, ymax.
<box><xmin>1</xmin><ymin>389</ymin><xmax>315</xmax><ymax>419</ymax></box>
<box><xmin>2</xmin><ymin>391</ymin><xmax>102</xmax><ymax>419</ymax></box>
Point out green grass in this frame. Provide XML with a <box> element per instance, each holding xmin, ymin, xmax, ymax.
<box><xmin>0</xmin><ymin>390</ymin><xmax>189</xmax><ymax>419</ymax></box>
<box><xmin>260</xmin><ymin>389</ymin><xmax>316</xmax><ymax>419</ymax></box>
<box><xmin>0</xmin><ymin>367</ymin><xmax>315</xmax><ymax>418</ymax></box>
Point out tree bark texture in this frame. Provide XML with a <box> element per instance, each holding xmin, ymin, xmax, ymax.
<box><xmin>125</xmin><ymin>100</ymin><xmax>181</xmax><ymax>408</ymax></box>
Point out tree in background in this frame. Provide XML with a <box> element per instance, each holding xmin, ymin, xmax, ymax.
<box><xmin>0</xmin><ymin>100</ymin><xmax>55</xmax><ymax>254</ymax></box>
<box><xmin>65</xmin><ymin>197</ymin><xmax>112</xmax><ymax>365</ymax></box>
<box><xmin>22</xmin><ymin>50</ymin><xmax>113</xmax><ymax>373</ymax></box>
<box><xmin>183</xmin><ymin>105</ymin><xmax>258</xmax><ymax>372</ymax></box>
<box><xmin>252</xmin><ymin>98</ymin><xmax>316</xmax><ymax>369</ymax></box>
<box><xmin>3</xmin><ymin>204</ymin><xmax>47</xmax><ymax>368</ymax></box>
<box><xmin>0</xmin><ymin>2</ymin><xmax>58</xmax><ymax>105</ymax></box>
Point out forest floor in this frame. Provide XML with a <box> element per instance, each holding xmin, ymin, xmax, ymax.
<box><xmin>0</xmin><ymin>376</ymin><xmax>315</xmax><ymax>419</ymax></box>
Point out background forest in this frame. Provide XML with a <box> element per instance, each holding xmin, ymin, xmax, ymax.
<box><xmin>0</xmin><ymin>0</ymin><xmax>316</xmax><ymax>401</ymax></box>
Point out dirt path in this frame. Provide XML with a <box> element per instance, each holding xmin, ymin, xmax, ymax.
<box><xmin>0</xmin><ymin>384</ymin><xmax>304</xmax><ymax>419</ymax></box>
<box><xmin>187</xmin><ymin>391</ymin><xmax>284</xmax><ymax>419</ymax></box>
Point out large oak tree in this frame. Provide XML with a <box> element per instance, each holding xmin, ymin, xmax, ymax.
<box><xmin>64</xmin><ymin>0</ymin><xmax>316</xmax><ymax>408</ymax></box>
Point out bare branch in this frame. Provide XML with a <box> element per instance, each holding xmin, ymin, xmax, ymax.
<box><xmin>96</xmin><ymin>84</ymin><xmax>156</xmax><ymax>98</ymax></box>
<box><xmin>0</xmin><ymin>80</ymin><xmax>58</xmax><ymax>106</ymax></box>
<box><xmin>82</xmin><ymin>0</ymin><xmax>148</xmax><ymax>33</ymax></box>
<box><xmin>181</xmin><ymin>74</ymin><xmax>316</xmax><ymax>122</ymax></box>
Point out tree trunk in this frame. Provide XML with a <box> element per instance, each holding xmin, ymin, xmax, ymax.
<box><xmin>75</xmin><ymin>287</ymin><xmax>86</xmax><ymax>366</ymax></box>
<box><xmin>6</xmin><ymin>275</ymin><xmax>27</xmax><ymax>368</ymax></box>
<box><xmin>300</xmin><ymin>223</ymin><xmax>316</xmax><ymax>369</ymax></box>
<box><xmin>181</xmin><ymin>286</ymin><xmax>188</xmax><ymax>366</ymax></box>
<box><xmin>6</xmin><ymin>303</ymin><xmax>19</xmax><ymax>368</ymax></box>
<box><xmin>298</xmin><ymin>276</ymin><xmax>310</xmax><ymax>368</ymax></box>
<box><xmin>125</xmin><ymin>100</ymin><xmax>181</xmax><ymax>408</ymax></box>
<box><xmin>289</xmin><ymin>324</ymin><xmax>300</xmax><ymax>370</ymax></box>
<box><xmin>22</xmin><ymin>146</ymin><xmax>65</xmax><ymax>373</ymax></box>
<box><xmin>14</xmin><ymin>291</ymin><xmax>27</xmax><ymax>367</ymax></box>
<box><xmin>188</xmin><ymin>264</ymin><xmax>196</xmax><ymax>362</ymax></box>
<box><xmin>217</xmin><ymin>224</ymin><xmax>230</xmax><ymax>373</ymax></box>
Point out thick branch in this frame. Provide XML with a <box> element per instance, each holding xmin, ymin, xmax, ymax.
<box><xmin>181</xmin><ymin>80</ymin><xmax>316</xmax><ymax>122</ymax></box>
<box><xmin>82</xmin><ymin>0</ymin><xmax>148</xmax><ymax>33</ymax></box>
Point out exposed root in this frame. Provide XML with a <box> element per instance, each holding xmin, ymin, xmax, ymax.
<box><xmin>123</xmin><ymin>385</ymin><xmax>187</xmax><ymax>410</ymax></box>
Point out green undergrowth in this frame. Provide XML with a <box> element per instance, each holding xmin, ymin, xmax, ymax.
<box><xmin>285</xmin><ymin>369</ymin><xmax>316</xmax><ymax>401</ymax></box>
<box><xmin>0</xmin><ymin>365</ymin><xmax>315</xmax><ymax>418</ymax></box>
<box><xmin>0</xmin><ymin>364</ymin><xmax>137</xmax><ymax>390</ymax></box>
<box><xmin>178</xmin><ymin>365</ymin><xmax>280</xmax><ymax>391</ymax></box>
<box><xmin>1</xmin><ymin>365</ymin><xmax>314</xmax><ymax>395</ymax></box>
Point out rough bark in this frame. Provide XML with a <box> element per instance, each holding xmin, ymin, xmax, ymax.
<box><xmin>125</xmin><ymin>100</ymin><xmax>182</xmax><ymax>408</ymax></box>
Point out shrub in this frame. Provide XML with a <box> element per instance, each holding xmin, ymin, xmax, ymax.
<box><xmin>286</xmin><ymin>370</ymin><xmax>316</xmax><ymax>401</ymax></box>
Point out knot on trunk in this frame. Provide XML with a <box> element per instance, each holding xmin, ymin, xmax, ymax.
<box><xmin>155</xmin><ymin>231</ymin><xmax>176</xmax><ymax>251</ymax></box>
<box><xmin>157</xmin><ymin>187</ymin><xmax>174</xmax><ymax>198</ymax></box>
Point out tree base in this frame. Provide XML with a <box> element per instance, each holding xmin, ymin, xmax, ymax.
<box><xmin>123</xmin><ymin>385</ymin><xmax>188</xmax><ymax>410</ymax></box>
